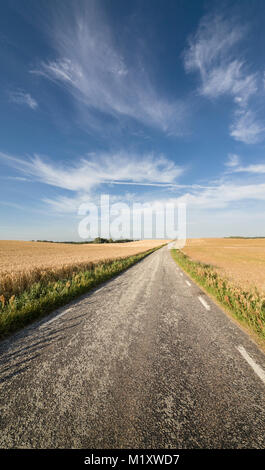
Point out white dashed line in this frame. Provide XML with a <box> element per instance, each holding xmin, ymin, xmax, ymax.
<box><xmin>40</xmin><ymin>308</ymin><xmax>73</xmax><ymax>328</ymax></box>
<box><xmin>185</xmin><ymin>280</ymin><xmax>191</xmax><ymax>287</ymax></box>
<box><xmin>180</xmin><ymin>272</ymin><xmax>183</xmax><ymax>277</ymax></box>
<box><xmin>198</xmin><ymin>295</ymin><xmax>210</xmax><ymax>311</ymax></box>
<box><xmin>237</xmin><ymin>345</ymin><xmax>265</xmax><ymax>386</ymax></box>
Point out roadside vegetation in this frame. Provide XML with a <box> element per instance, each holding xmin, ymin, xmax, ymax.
<box><xmin>0</xmin><ymin>246</ymin><xmax>162</xmax><ymax>339</ymax></box>
<box><xmin>181</xmin><ymin>237</ymin><xmax>265</xmax><ymax>294</ymax></box>
<box><xmin>171</xmin><ymin>249</ymin><xmax>265</xmax><ymax>341</ymax></box>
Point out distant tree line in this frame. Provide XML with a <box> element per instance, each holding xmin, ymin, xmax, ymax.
<box><xmin>93</xmin><ymin>237</ymin><xmax>136</xmax><ymax>243</ymax></box>
<box><xmin>33</xmin><ymin>238</ymin><xmax>137</xmax><ymax>244</ymax></box>
<box><xmin>225</xmin><ymin>236</ymin><xmax>265</xmax><ymax>239</ymax></box>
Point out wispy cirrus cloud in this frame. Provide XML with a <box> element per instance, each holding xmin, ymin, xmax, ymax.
<box><xmin>43</xmin><ymin>178</ymin><xmax>265</xmax><ymax>213</ymax></box>
<box><xmin>31</xmin><ymin>1</ymin><xmax>186</xmax><ymax>135</ymax></box>
<box><xmin>228</xmin><ymin>162</ymin><xmax>265</xmax><ymax>174</ymax></box>
<box><xmin>0</xmin><ymin>149</ymin><xmax>187</xmax><ymax>214</ymax></box>
<box><xmin>9</xmin><ymin>90</ymin><xmax>38</xmax><ymax>110</ymax></box>
<box><xmin>235</xmin><ymin>164</ymin><xmax>265</xmax><ymax>173</ymax></box>
<box><xmin>174</xmin><ymin>180</ymin><xmax>265</xmax><ymax>209</ymax></box>
<box><xmin>183</xmin><ymin>13</ymin><xmax>256</xmax><ymax>101</ymax></box>
<box><xmin>224</xmin><ymin>153</ymin><xmax>265</xmax><ymax>174</ymax></box>
<box><xmin>183</xmin><ymin>12</ymin><xmax>264</xmax><ymax>144</ymax></box>
<box><xmin>230</xmin><ymin>109</ymin><xmax>265</xmax><ymax>144</ymax></box>
<box><xmin>225</xmin><ymin>154</ymin><xmax>240</xmax><ymax>167</ymax></box>
<box><xmin>0</xmin><ymin>150</ymin><xmax>185</xmax><ymax>193</ymax></box>
<box><xmin>2</xmin><ymin>149</ymin><xmax>265</xmax><ymax>216</ymax></box>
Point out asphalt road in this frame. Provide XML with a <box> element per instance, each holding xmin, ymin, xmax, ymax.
<box><xmin>0</xmin><ymin>246</ymin><xmax>264</xmax><ymax>449</ymax></box>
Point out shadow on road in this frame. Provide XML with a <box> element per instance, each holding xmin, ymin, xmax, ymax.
<box><xmin>0</xmin><ymin>320</ymin><xmax>82</xmax><ymax>385</ymax></box>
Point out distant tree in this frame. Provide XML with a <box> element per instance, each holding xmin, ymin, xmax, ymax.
<box><xmin>93</xmin><ymin>237</ymin><xmax>109</xmax><ymax>244</ymax></box>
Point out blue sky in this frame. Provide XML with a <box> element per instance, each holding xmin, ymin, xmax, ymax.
<box><xmin>1</xmin><ymin>0</ymin><xmax>265</xmax><ymax>240</ymax></box>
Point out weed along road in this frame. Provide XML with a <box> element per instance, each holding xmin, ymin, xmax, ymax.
<box><xmin>0</xmin><ymin>246</ymin><xmax>265</xmax><ymax>448</ymax></box>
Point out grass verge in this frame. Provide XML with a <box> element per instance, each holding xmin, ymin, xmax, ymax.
<box><xmin>0</xmin><ymin>246</ymin><xmax>162</xmax><ymax>339</ymax></box>
<box><xmin>171</xmin><ymin>249</ymin><xmax>265</xmax><ymax>342</ymax></box>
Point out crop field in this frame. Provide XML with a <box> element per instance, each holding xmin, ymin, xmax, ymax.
<box><xmin>171</xmin><ymin>238</ymin><xmax>265</xmax><ymax>342</ymax></box>
<box><xmin>0</xmin><ymin>239</ymin><xmax>166</xmax><ymax>275</ymax></box>
<box><xmin>0</xmin><ymin>240</ymin><xmax>166</xmax><ymax>338</ymax></box>
<box><xmin>182</xmin><ymin>238</ymin><xmax>265</xmax><ymax>293</ymax></box>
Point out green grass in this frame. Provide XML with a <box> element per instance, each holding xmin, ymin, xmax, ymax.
<box><xmin>171</xmin><ymin>249</ymin><xmax>265</xmax><ymax>341</ymax></box>
<box><xmin>0</xmin><ymin>246</ymin><xmax>162</xmax><ymax>339</ymax></box>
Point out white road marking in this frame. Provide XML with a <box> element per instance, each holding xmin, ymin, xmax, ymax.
<box><xmin>185</xmin><ymin>280</ymin><xmax>191</xmax><ymax>287</ymax></box>
<box><xmin>180</xmin><ymin>272</ymin><xmax>183</xmax><ymax>277</ymax></box>
<box><xmin>40</xmin><ymin>308</ymin><xmax>73</xmax><ymax>328</ymax></box>
<box><xmin>237</xmin><ymin>345</ymin><xmax>265</xmax><ymax>386</ymax></box>
<box><xmin>198</xmin><ymin>295</ymin><xmax>210</xmax><ymax>311</ymax></box>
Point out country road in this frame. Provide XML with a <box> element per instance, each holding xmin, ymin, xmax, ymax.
<box><xmin>0</xmin><ymin>246</ymin><xmax>264</xmax><ymax>449</ymax></box>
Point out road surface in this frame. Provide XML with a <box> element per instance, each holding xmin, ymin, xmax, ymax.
<box><xmin>0</xmin><ymin>246</ymin><xmax>264</xmax><ymax>448</ymax></box>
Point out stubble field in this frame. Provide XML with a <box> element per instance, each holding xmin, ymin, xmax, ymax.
<box><xmin>171</xmin><ymin>237</ymin><xmax>265</xmax><ymax>343</ymax></box>
<box><xmin>182</xmin><ymin>238</ymin><xmax>265</xmax><ymax>293</ymax></box>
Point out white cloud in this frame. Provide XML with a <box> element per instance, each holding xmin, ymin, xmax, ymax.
<box><xmin>43</xmin><ymin>194</ymin><xmax>88</xmax><ymax>214</ymax></box>
<box><xmin>230</xmin><ymin>109</ymin><xmax>265</xmax><ymax>144</ymax></box>
<box><xmin>183</xmin><ymin>14</ymin><xmax>256</xmax><ymax>101</ymax></box>
<box><xmin>43</xmin><ymin>192</ymin><xmax>136</xmax><ymax>214</ymax></box>
<box><xmin>2</xmin><ymin>149</ymin><xmax>265</xmax><ymax>220</ymax></box>
<box><xmin>31</xmin><ymin>2</ymin><xmax>185</xmax><ymax>135</ymax></box>
<box><xmin>201</xmin><ymin>61</ymin><xmax>257</xmax><ymax>103</ymax></box>
<box><xmin>40</xmin><ymin>177</ymin><xmax>265</xmax><ymax>215</ymax></box>
<box><xmin>184</xmin><ymin>12</ymin><xmax>263</xmax><ymax>144</ymax></box>
<box><xmin>225</xmin><ymin>154</ymin><xmax>240</xmax><ymax>167</ymax></box>
<box><xmin>232</xmin><ymin>163</ymin><xmax>265</xmax><ymax>174</ymax></box>
<box><xmin>167</xmin><ymin>181</ymin><xmax>265</xmax><ymax>210</ymax></box>
<box><xmin>9</xmin><ymin>90</ymin><xmax>38</xmax><ymax>110</ymax></box>
<box><xmin>0</xmin><ymin>151</ymin><xmax>185</xmax><ymax>193</ymax></box>
<box><xmin>40</xmin><ymin>179</ymin><xmax>265</xmax><ymax>216</ymax></box>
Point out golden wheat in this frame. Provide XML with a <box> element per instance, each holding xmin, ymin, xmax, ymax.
<box><xmin>0</xmin><ymin>240</ymin><xmax>167</xmax><ymax>300</ymax></box>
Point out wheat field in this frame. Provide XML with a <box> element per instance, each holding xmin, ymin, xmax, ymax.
<box><xmin>0</xmin><ymin>240</ymin><xmax>167</xmax><ymax>274</ymax></box>
<box><xmin>182</xmin><ymin>238</ymin><xmax>265</xmax><ymax>293</ymax></box>
<box><xmin>0</xmin><ymin>240</ymin><xmax>166</xmax><ymax>337</ymax></box>
<box><xmin>0</xmin><ymin>240</ymin><xmax>167</xmax><ymax>299</ymax></box>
